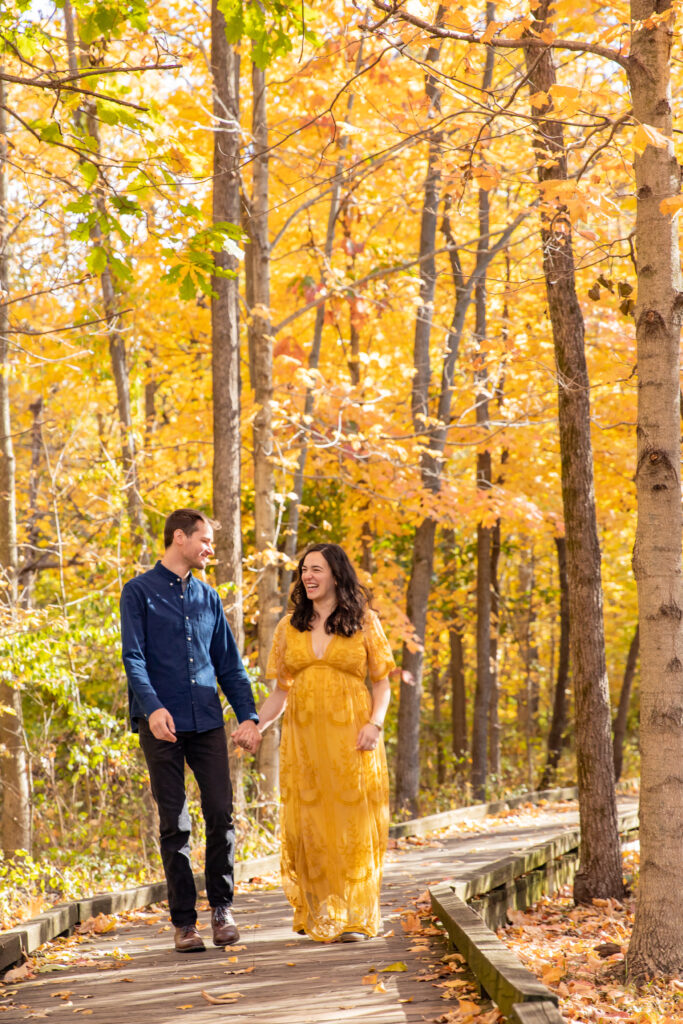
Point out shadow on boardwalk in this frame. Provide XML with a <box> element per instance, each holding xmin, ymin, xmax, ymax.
<box><xmin>2</xmin><ymin>803</ymin><xmax>618</xmax><ymax>1023</ymax></box>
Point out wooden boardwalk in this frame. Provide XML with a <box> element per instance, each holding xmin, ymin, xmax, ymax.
<box><xmin>2</xmin><ymin>804</ymin><xmax>609</xmax><ymax>1023</ymax></box>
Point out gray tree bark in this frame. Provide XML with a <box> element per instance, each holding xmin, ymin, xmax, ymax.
<box><xmin>0</xmin><ymin>76</ymin><xmax>32</xmax><ymax>854</ymax></box>
<box><xmin>539</xmin><ymin>535</ymin><xmax>570</xmax><ymax>790</ymax></box>
<box><xmin>211</xmin><ymin>1</ymin><xmax>245</xmax><ymax>809</ymax></box>
<box><xmin>244</xmin><ymin>61</ymin><xmax>280</xmax><ymax>810</ymax></box>
<box><xmin>470</xmin><ymin>0</ymin><xmax>497</xmax><ymax>805</ymax></box>
<box><xmin>63</xmin><ymin>1</ymin><xmax>148</xmax><ymax>567</ymax></box>
<box><xmin>612</xmin><ymin>625</ymin><xmax>638</xmax><ymax>784</ymax></box>
<box><xmin>211</xmin><ymin>0</ymin><xmax>244</xmax><ymax>649</ymax></box>
<box><xmin>524</xmin><ymin>1</ymin><xmax>623</xmax><ymax>902</ymax></box>
<box><xmin>627</xmin><ymin>0</ymin><xmax>683</xmax><ymax>978</ymax></box>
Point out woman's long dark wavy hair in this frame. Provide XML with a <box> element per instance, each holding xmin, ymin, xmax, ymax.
<box><xmin>290</xmin><ymin>543</ymin><xmax>370</xmax><ymax>636</ymax></box>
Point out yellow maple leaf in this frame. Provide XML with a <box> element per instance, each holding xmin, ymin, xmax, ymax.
<box><xmin>380</xmin><ymin>962</ymin><xmax>408</xmax><ymax>972</ymax></box>
<box><xmin>633</xmin><ymin>123</ymin><xmax>670</xmax><ymax>154</ymax></box>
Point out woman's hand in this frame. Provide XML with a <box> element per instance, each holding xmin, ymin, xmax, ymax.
<box><xmin>356</xmin><ymin>722</ymin><xmax>381</xmax><ymax>751</ymax></box>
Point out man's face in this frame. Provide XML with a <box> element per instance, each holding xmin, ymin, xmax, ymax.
<box><xmin>177</xmin><ymin>523</ymin><xmax>214</xmax><ymax>571</ymax></box>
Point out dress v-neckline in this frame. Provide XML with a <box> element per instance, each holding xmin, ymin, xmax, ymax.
<box><xmin>308</xmin><ymin>630</ymin><xmax>335</xmax><ymax>661</ymax></box>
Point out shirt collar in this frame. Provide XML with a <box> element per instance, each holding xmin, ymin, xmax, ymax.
<box><xmin>154</xmin><ymin>560</ymin><xmax>193</xmax><ymax>588</ymax></box>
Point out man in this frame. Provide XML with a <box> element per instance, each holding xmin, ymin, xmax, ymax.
<box><xmin>120</xmin><ymin>509</ymin><xmax>260</xmax><ymax>953</ymax></box>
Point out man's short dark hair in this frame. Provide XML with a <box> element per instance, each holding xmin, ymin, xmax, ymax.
<box><xmin>163</xmin><ymin>509</ymin><xmax>216</xmax><ymax>548</ymax></box>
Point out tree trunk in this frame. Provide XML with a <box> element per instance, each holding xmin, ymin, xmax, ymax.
<box><xmin>450</xmin><ymin>618</ymin><xmax>467</xmax><ymax>766</ymax></box>
<box><xmin>627</xmin><ymin>0</ymin><xmax>683</xmax><ymax>978</ymax></box>
<box><xmin>278</xmin><ymin>39</ymin><xmax>367</xmax><ymax>608</ymax></box>
<box><xmin>524</xmin><ymin>2</ymin><xmax>623</xmax><ymax>902</ymax></box>
<box><xmin>211</xmin><ymin>0</ymin><xmax>244</xmax><ymax>648</ymax></box>
<box><xmin>0</xmin><ymin>77</ymin><xmax>32</xmax><ymax>854</ymax></box>
<box><xmin>394</xmin><ymin>26</ymin><xmax>443</xmax><ymax>815</ymax></box>
<box><xmin>612</xmin><ymin>625</ymin><xmax>639</xmax><ymax>783</ymax></box>
<box><xmin>244</xmin><ymin>61</ymin><xmax>280</xmax><ymax>811</ymax></box>
<box><xmin>539</xmin><ymin>535</ymin><xmax>570</xmax><ymax>790</ymax></box>
<box><xmin>63</xmin><ymin>1</ymin><xmax>148</xmax><ymax>566</ymax></box>
<box><xmin>211</xmin><ymin>1</ymin><xmax>245</xmax><ymax>809</ymax></box>
<box><xmin>488</xmin><ymin>516</ymin><xmax>501</xmax><ymax>777</ymax></box>
<box><xmin>471</xmin><ymin>28</ymin><xmax>495</xmax><ymax>793</ymax></box>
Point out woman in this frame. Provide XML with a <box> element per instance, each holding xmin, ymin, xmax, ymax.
<box><xmin>256</xmin><ymin>543</ymin><xmax>394</xmax><ymax>943</ymax></box>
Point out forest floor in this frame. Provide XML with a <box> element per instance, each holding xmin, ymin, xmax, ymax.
<box><xmin>2</xmin><ymin>797</ymin><xmax>681</xmax><ymax>1023</ymax></box>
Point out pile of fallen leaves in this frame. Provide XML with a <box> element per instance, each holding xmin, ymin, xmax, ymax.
<box><xmin>499</xmin><ymin>854</ymin><xmax>682</xmax><ymax>1023</ymax></box>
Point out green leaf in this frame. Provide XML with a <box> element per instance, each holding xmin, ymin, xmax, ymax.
<box><xmin>179</xmin><ymin>272</ymin><xmax>196</xmax><ymax>301</ymax></box>
<box><xmin>86</xmin><ymin>247</ymin><xmax>108</xmax><ymax>275</ymax></box>
<box><xmin>79</xmin><ymin>161</ymin><xmax>98</xmax><ymax>189</ymax></box>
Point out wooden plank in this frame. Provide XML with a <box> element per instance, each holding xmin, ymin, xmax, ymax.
<box><xmin>430</xmin><ymin>886</ymin><xmax>556</xmax><ymax>1020</ymax></box>
<box><xmin>0</xmin><ymin>930</ymin><xmax>22</xmax><ymax>973</ymax></box>
<box><xmin>510</xmin><ymin>1000</ymin><xmax>565</xmax><ymax>1023</ymax></box>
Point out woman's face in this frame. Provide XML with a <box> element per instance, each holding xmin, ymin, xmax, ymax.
<box><xmin>300</xmin><ymin>551</ymin><xmax>336</xmax><ymax>603</ymax></box>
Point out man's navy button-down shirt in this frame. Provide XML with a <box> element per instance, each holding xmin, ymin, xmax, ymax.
<box><xmin>120</xmin><ymin>561</ymin><xmax>258</xmax><ymax>733</ymax></box>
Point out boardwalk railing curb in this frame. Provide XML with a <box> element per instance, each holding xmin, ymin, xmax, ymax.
<box><xmin>0</xmin><ymin>852</ymin><xmax>280</xmax><ymax>974</ymax></box>
<box><xmin>429</xmin><ymin>804</ymin><xmax>639</xmax><ymax>1023</ymax></box>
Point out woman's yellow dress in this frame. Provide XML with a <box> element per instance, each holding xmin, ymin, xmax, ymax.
<box><xmin>266</xmin><ymin>610</ymin><xmax>395</xmax><ymax>941</ymax></box>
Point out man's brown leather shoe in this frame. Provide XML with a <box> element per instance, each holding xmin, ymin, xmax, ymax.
<box><xmin>211</xmin><ymin>906</ymin><xmax>239</xmax><ymax>946</ymax></box>
<box><xmin>174</xmin><ymin>924</ymin><xmax>206</xmax><ymax>953</ymax></box>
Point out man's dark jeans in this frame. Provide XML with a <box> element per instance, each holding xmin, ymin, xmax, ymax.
<box><xmin>138</xmin><ymin>721</ymin><xmax>235</xmax><ymax>926</ymax></box>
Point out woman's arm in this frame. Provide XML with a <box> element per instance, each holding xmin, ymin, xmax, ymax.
<box><xmin>356</xmin><ymin>675</ymin><xmax>391</xmax><ymax>750</ymax></box>
<box><xmin>256</xmin><ymin>685</ymin><xmax>288</xmax><ymax>733</ymax></box>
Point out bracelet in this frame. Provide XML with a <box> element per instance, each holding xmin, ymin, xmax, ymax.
<box><xmin>368</xmin><ymin>719</ymin><xmax>383</xmax><ymax>731</ymax></box>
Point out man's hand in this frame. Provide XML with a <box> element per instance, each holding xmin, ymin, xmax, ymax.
<box><xmin>148</xmin><ymin>708</ymin><xmax>177</xmax><ymax>742</ymax></box>
<box><xmin>231</xmin><ymin>719</ymin><xmax>261</xmax><ymax>754</ymax></box>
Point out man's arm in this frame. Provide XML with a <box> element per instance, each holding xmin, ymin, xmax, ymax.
<box><xmin>209</xmin><ymin>595</ymin><xmax>259</xmax><ymax>725</ymax></box>
<box><xmin>120</xmin><ymin>583</ymin><xmax>164</xmax><ymax>717</ymax></box>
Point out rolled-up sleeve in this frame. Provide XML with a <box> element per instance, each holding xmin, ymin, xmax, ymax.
<box><xmin>210</xmin><ymin>598</ymin><xmax>259</xmax><ymax>724</ymax></box>
<box><xmin>120</xmin><ymin>582</ymin><xmax>164</xmax><ymax>720</ymax></box>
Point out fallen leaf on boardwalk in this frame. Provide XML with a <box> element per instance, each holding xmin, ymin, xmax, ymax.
<box><xmin>176</xmin><ymin>1005</ymin><xmax>194</xmax><ymax>1010</ymax></box>
<box><xmin>398</xmin><ymin>997</ymin><xmax>413</xmax><ymax>1003</ymax></box>
<box><xmin>73</xmin><ymin>1011</ymin><xmax>93</xmax><ymax>1016</ymax></box>
<box><xmin>225</xmin><ymin>966</ymin><xmax>254</xmax><ymax>975</ymax></box>
<box><xmin>400</xmin><ymin>912</ymin><xmax>422</xmax><ymax>933</ymax></box>
<box><xmin>180</xmin><ymin>976</ymin><xmax>201</xmax><ymax>981</ymax></box>
<box><xmin>362</xmin><ymin>973</ymin><xmax>377</xmax><ymax>985</ymax></box>
<box><xmin>373</xmin><ymin>981</ymin><xmax>387</xmax><ymax>993</ymax></box>
<box><xmin>201</xmin><ymin>990</ymin><xmax>243</xmax><ymax>1005</ymax></box>
<box><xmin>50</xmin><ymin>991</ymin><xmax>72</xmax><ymax>999</ymax></box>
<box><xmin>78</xmin><ymin>915</ymin><xmax>116</xmax><ymax>935</ymax></box>
<box><xmin>458</xmin><ymin>998</ymin><xmax>482</xmax><ymax>1013</ymax></box>
<box><xmin>3</xmin><ymin>964</ymin><xmax>34</xmax><ymax>984</ymax></box>
<box><xmin>380</xmin><ymin>962</ymin><xmax>407</xmax><ymax>972</ymax></box>
<box><xmin>382</xmin><ymin>929</ymin><xmax>394</xmax><ymax>937</ymax></box>
<box><xmin>286</xmin><ymin>962</ymin><xmax>296</xmax><ymax>966</ymax></box>
<box><xmin>226</xmin><ymin>945</ymin><xmax>246</xmax><ymax>952</ymax></box>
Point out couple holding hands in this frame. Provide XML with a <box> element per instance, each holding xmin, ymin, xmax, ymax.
<box><xmin>120</xmin><ymin>509</ymin><xmax>394</xmax><ymax>952</ymax></box>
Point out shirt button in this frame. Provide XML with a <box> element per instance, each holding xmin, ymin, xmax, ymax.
<box><xmin>189</xmin><ymin>658</ymin><xmax>194</xmax><ymax>662</ymax></box>
<box><xmin>185</xmin><ymin>616</ymin><xmax>189</xmax><ymax>621</ymax></box>
<box><xmin>191</xmin><ymin>678</ymin><xmax>196</xmax><ymax>684</ymax></box>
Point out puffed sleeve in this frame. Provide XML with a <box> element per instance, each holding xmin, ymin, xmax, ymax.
<box><xmin>266</xmin><ymin>616</ymin><xmax>294</xmax><ymax>692</ymax></box>
<box><xmin>363</xmin><ymin>609</ymin><xmax>396</xmax><ymax>683</ymax></box>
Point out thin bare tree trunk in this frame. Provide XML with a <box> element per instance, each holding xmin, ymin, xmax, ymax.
<box><xmin>539</xmin><ymin>535</ymin><xmax>570</xmax><ymax>790</ymax></box>
<box><xmin>488</xmin><ymin>517</ymin><xmax>501</xmax><ymax>776</ymax></box>
<box><xmin>244</xmin><ymin>61</ymin><xmax>280</xmax><ymax>810</ymax></box>
<box><xmin>0</xmin><ymin>76</ymin><xmax>32</xmax><ymax>854</ymax></box>
<box><xmin>627</xmin><ymin>0</ymin><xmax>683</xmax><ymax>977</ymax></box>
<box><xmin>524</xmin><ymin>2</ymin><xmax>623</xmax><ymax>902</ymax></box>
<box><xmin>471</xmin><ymin>0</ymin><xmax>496</xmax><ymax>805</ymax></box>
<box><xmin>211</xmin><ymin>1</ymin><xmax>243</xmax><ymax>644</ymax></box>
<box><xmin>394</xmin><ymin>26</ymin><xmax>444</xmax><ymax>815</ymax></box>
<box><xmin>278</xmin><ymin>40</ymin><xmax>367</xmax><ymax>608</ymax></box>
<box><xmin>612</xmin><ymin>625</ymin><xmax>638</xmax><ymax>783</ymax></box>
<box><xmin>63</xmin><ymin>1</ymin><xmax>148</xmax><ymax>566</ymax></box>
<box><xmin>211</xmin><ymin>1</ymin><xmax>245</xmax><ymax>809</ymax></box>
